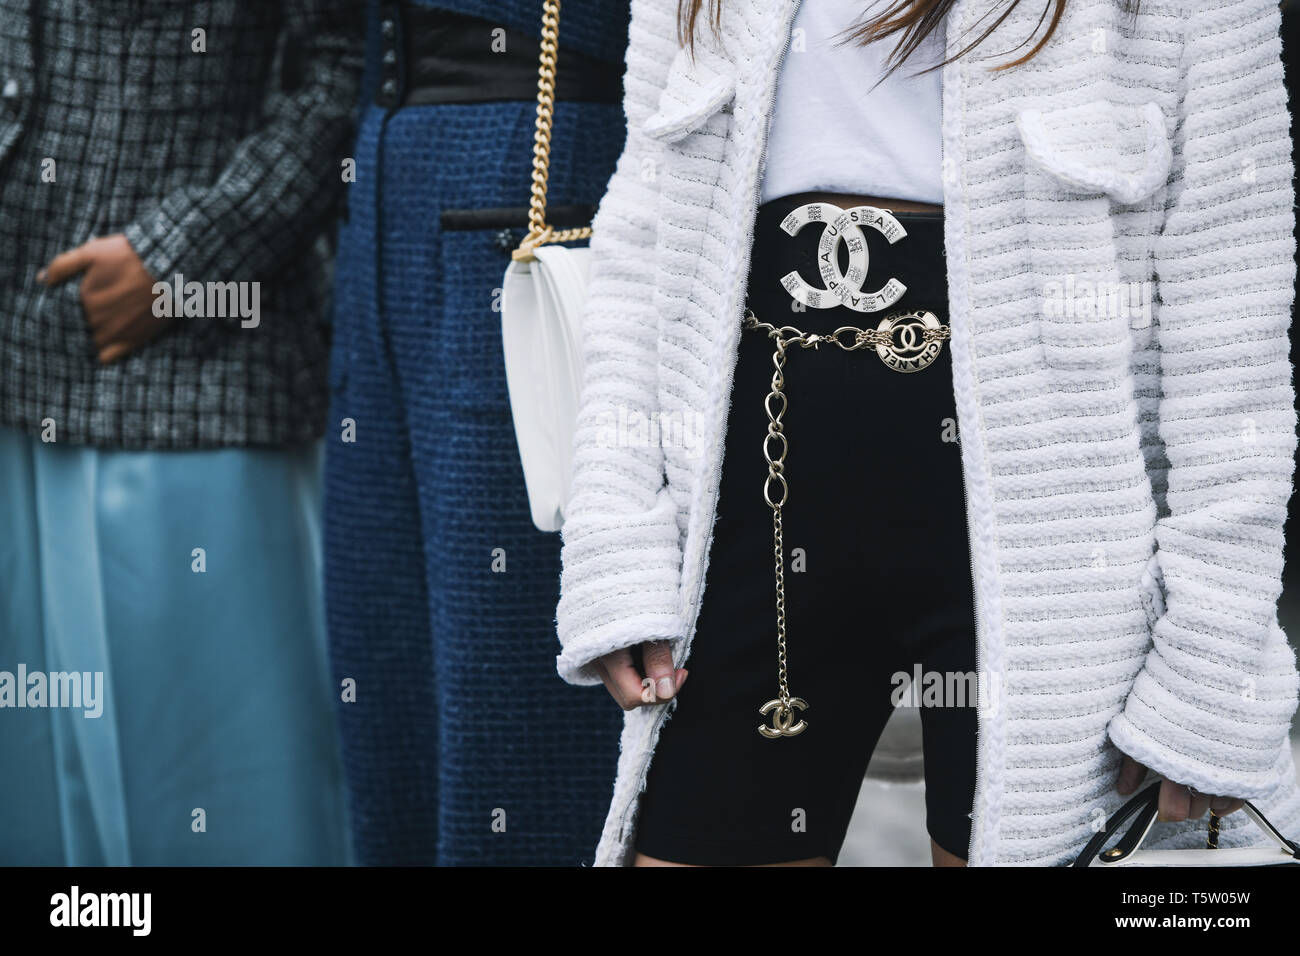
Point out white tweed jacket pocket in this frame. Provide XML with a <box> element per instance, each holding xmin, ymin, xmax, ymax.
<box><xmin>1017</xmin><ymin>98</ymin><xmax>1172</xmax><ymax>373</ymax></box>
<box><xmin>1018</xmin><ymin>99</ymin><xmax>1173</xmax><ymax>204</ymax></box>
<box><xmin>643</xmin><ymin>46</ymin><xmax>738</xmax><ymax>143</ymax></box>
<box><xmin>643</xmin><ymin>40</ymin><xmax>740</xmax><ymax>253</ymax></box>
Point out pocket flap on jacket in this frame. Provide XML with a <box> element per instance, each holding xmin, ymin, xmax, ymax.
<box><xmin>642</xmin><ymin>47</ymin><xmax>737</xmax><ymax>143</ymax></box>
<box><xmin>1016</xmin><ymin>99</ymin><xmax>1172</xmax><ymax>205</ymax></box>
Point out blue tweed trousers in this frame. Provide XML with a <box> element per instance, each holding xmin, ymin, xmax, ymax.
<box><xmin>324</xmin><ymin>1</ymin><xmax>627</xmax><ymax>865</ymax></box>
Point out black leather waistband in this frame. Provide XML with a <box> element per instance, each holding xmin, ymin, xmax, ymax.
<box><xmin>747</xmin><ymin>192</ymin><xmax>948</xmax><ymax>323</ymax></box>
<box><xmin>374</xmin><ymin>3</ymin><xmax>625</xmax><ymax>109</ymax></box>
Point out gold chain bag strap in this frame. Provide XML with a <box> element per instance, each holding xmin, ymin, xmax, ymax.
<box><xmin>500</xmin><ymin>0</ymin><xmax>596</xmax><ymax>532</ymax></box>
<box><xmin>511</xmin><ymin>0</ymin><xmax>592</xmax><ymax>260</ymax></box>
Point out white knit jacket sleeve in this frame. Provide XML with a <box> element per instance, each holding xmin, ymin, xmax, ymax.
<box><xmin>553</xmin><ymin>0</ymin><xmax>686</xmax><ymax>686</ymax></box>
<box><xmin>1108</xmin><ymin>1</ymin><xmax>1300</xmax><ymax>798</ymax></box>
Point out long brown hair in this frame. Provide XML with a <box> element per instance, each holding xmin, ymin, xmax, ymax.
<box><xmin>679</xmin><ymin>1</ymin><xmax>1137</xmax><ymax>77</ymax></box>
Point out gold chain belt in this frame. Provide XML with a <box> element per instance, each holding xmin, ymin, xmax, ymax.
<box><xmin>743</xmin><ymin>306</ymin><xmax>953</xmax><ymax>739</ymax></box>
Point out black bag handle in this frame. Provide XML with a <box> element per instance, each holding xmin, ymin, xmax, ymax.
<box><xmin>1073</xmin><ymin>782</ymin><xmax>1162</xmax><ymax>867</ymax></box>
<box><xmin>1072</xmin><ymin>782</ymin><xmax>1300</xmax><ymax>867</ymax></box>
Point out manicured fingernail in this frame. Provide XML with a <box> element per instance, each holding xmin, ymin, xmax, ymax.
<box><xmin>36</xmin><ymin>269</ymin><xmax>46</xmax><ymax>283</ymax></box>
<box><xmin>656</xmin><ymin>677</ymin><xmax>675</xmax><ymax>700</ymax></box>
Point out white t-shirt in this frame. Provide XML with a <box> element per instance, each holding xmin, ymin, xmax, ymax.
<box><xmin>759</xmin><ymin>0</ymin><xmax>945</xmax><ymax>205</ymax></box>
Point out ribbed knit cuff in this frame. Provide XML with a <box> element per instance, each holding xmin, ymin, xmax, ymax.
<box><xmin>555</xmin><ymin>489</ymin><xmax>686</xmax><ymax>686</ymax></box>
<box><xmin>556</xmin><ymin>617</ymin><xmax>689</xmax><ymax>686</ymax></box>
<box><xmin>1108</xmin><ymin>616</ymin><xmax>1299</xmax><ymax>799</ymax></box>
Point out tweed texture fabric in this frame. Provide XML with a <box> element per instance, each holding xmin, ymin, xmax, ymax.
<box><xmin>324</xmin><ymin>0</ymin><xmax>627</xmax><ymax>865</ymax></box>
<box><xmin>555</xmin><ymin>0</ymin><xmax>1300</xmax><ymax>866</ymax></box>
<box><xmin>0</xmin><ymin>0</ymin><xmax>362</xmax><ymax>449</ymax></box>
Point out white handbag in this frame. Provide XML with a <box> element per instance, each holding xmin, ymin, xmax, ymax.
<box><xmin>500</xmin><ymin>0</ymin><xmax>594</xmax><ymax>533</ymax></box>
<box><xmin>501</xmin><ymin>245</ymin><xmax>592</xmax><ymax>532</ymax></box>
<box><xmin>1073</xmin><ymin>781</ymin><xmax>1300</xmax><ymax>867</ymax></box>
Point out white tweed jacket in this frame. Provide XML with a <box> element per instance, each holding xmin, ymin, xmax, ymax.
<box><xmin>555</xmin><ymin>0</ymin><xmax>1300</xmax><ymax>866</ymax></box>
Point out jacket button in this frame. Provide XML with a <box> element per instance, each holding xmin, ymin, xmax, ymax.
<box><xmin>381</xmin><ymin>79</ymin><xmax>397</xmax><ymax>99</ymax></box>
<box><xmin>381</xmin><ymin>18</ymin><xmax>395</xmax><ymax>39</ymax></box>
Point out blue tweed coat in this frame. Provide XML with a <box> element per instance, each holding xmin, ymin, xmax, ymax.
<box><xmin>324</xmin><ymin>0</ymin><xmax>629</xmax><ymax>865</ymax></box>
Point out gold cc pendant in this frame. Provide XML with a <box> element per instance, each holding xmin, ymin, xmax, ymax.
<box><xmin>875</xmin><ymin>310</ymin><xmax>947</xmax><ymax>373</ymax></box>
<box><xmin>758</xmin><ymin>698</ymin><xmax>809</xmax><ymax>739</ymax></box>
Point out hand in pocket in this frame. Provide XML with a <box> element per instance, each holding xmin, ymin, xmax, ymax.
<box><xmin>39</xmin><ymin>234</ymin><xmax>168</xmax><ymax>365</ymax></box>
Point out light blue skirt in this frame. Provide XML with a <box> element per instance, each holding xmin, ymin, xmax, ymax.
<box><xmin>0</xmin><ymin>426</ymin><xmax>349</xmax><ymax>865</ymax></box>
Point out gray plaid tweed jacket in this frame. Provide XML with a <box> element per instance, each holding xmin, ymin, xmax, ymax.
<box><xmin>0</xmin><ymin>0</ymin><xmax>362</xmax><ymax>448</ymax></box>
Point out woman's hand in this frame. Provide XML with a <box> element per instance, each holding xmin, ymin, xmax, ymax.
<box><xmin>1117</xmin><ymin>755</ymin><xmax>1246</xmax><ymax>821</ymax></box>
<box><xmin>594</xmin><ymin>640</ymin><xmax>688</xmax><ymax>710</ymax></box>
<box><xmin>39</xmin><ymin>234</ymin><xmax>168</xmax><ymax>365</ymax></box>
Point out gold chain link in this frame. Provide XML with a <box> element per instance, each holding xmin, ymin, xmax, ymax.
<box><xmin>745</xmin><ymin>306</ymin><xmax>951</xmax><ymax>739</ymax></box>
<box><xmin>764</xmin><ymin>338</ymin><xmax>792</xmax><ymax>705</ymax></box>
<box><xmin>512</xmin><ymin>0</ymin><xmax>593</xmax><ymax>262</ymax></box>
<box><xmin>743</xmin><ymin>309</ymin><xmax>952</xmax><ymax>353</ymax></box>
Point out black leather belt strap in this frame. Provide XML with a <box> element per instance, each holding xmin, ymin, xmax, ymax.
<box><xmin>374</xmin><ymin>3</ymin><xmax>625</xmax><ymax>109</ymax></box>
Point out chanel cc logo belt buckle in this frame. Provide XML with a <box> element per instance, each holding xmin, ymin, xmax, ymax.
<box><xmin>778</xmin><ymin>201</ymin><xmax>908</xmax><ymax>313</ymax></box>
